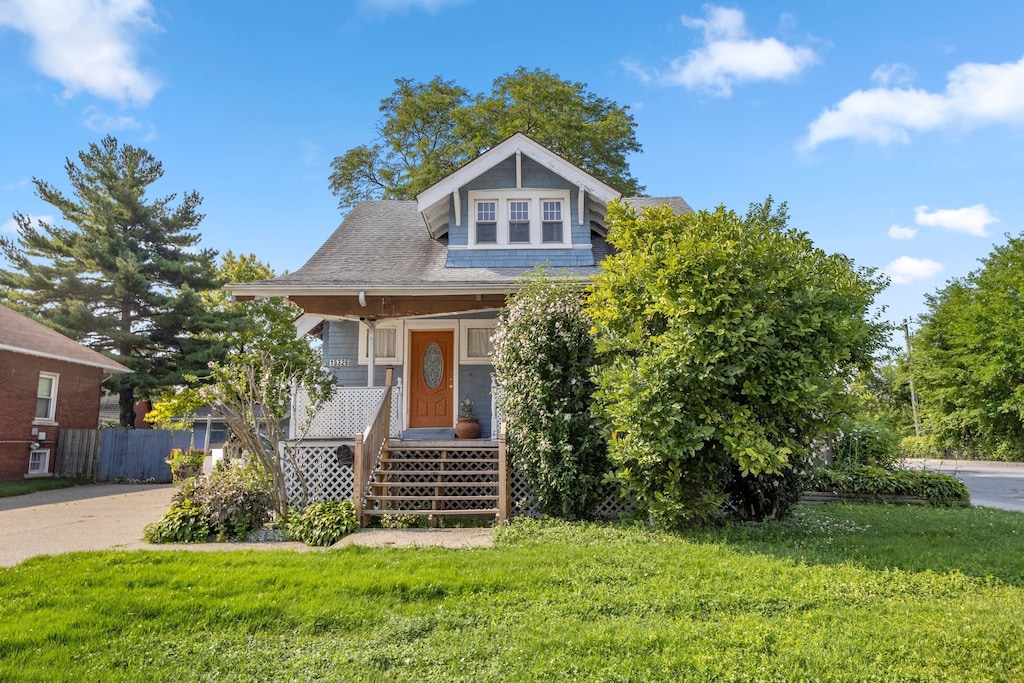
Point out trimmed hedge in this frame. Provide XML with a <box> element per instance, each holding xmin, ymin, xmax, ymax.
<box><xmin>806</xmin><ymin>465</ymin><xmax>970</xmax><ymax>506</ymax></box>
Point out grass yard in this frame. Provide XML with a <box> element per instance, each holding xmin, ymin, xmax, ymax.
<box><xmin>0</xmin><ymin>477</ymin><xmax>86</xmax><ymax>498</ymax></box>
<box><xmin>1</xmin><ymin>504</ymin><xmax>1022</xmax><ymax>681</ymax></box>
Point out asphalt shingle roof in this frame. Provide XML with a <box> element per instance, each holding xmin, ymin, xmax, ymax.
<box><xmin>0</xmin><ymin>304</ymin><xmax>131</xmax><ymax>373</ymax></box>
<box><xmin>237</xmin><ymin>196</ymin><xmax>692</xmax><ymax>292</ymax></box>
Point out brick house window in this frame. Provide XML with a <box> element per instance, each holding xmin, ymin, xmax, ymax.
<box><xmin>35</xmin><ymin>372</ymin><xmax>59</xmax><ymax>423</ymax></box>
<box><xmin>28</xmin><ymin>449</ymin><xmax>50</xmax><ymax>475</ymax></box>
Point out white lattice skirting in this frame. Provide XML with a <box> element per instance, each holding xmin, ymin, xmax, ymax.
<box><xmin>281</xmin><ymin>440</ymin><xmax>354</xmax><ymax>507</ymax></box>
<box><xmin>283</xmin><ymin>439</ymin><xmax>634</xmax><ymax>519</ymax></box>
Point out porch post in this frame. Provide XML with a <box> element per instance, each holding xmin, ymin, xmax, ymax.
<box><xmin>353</xmin><ymin>432</ymin><xmax>365</xmax><ymax>526</ymax></box>
<box><xmin>366</xmin><ymin>321</ymin><xmax>376</xmax><ymax>388</ymax></box>
<box><xmin>490</xmin><ymin>375</ymin><xmax>498</xmax><ymax>439</ymax></box>
<box><xmin>497</xmin><ymin>424</ymin><xmax>509</xmax><ymax>523</ymax></box>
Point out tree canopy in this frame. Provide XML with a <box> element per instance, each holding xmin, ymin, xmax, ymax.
<box><xmin>0</xmin><ymin>136</ymin><xmax>221</xmax><ymax>426</ymax></box>
<box><xmin>148</xmin><ymin>252</ymin><xmax>334</xmax><ymax>513</ymax></box>
<box><xmin>587</xmin><ymin>198</ymin><xmax>889</xmax><ymax>526</ymax></box>
<box><xmin>913</xmin><ymin>233</ymin><xmax>1024</xmax><ymax>461</ymax></box>
<box><xmin>328</xmin><ymin>68</ymin><xmax>643</xmax><ymax>213</ymax></box>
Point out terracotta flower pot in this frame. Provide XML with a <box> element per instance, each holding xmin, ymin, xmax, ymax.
<box><xmin>455</xmin><ymin>418</ymin><xmax>481</xmax><ymax>439</ymax></box>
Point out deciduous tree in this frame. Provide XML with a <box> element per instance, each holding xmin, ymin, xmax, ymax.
<box><xmin>913</xmin><ymin>233</ymin><xmax>1024</xmax><ymax>461</ymax></box>
<box><xmin>329</xmin><ymin>68</ymin><xmax>643</xmax><ymax>213</ymax></box>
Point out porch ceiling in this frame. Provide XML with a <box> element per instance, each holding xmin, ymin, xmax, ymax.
<box><xmin>288</xmin><ymin>293</ymin><xmax>507</xmax><ymax>319</ymax></box>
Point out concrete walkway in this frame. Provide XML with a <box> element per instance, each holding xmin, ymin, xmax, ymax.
<box><xmin>0</xmin><ymin>483</ymin><xmax>493</xmax><ymax>567</ymax></box>
<box><xmin>904</xmin><ymin>458</ymin><xmax>1024</xmax><ymax>513</ymax></box>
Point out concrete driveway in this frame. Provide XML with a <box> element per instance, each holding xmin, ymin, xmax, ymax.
<box><xmin>905</xmin><ymin>459</ymin><xmax>1024</xmax><ymax>513</ymax></box>
<box><xmin>0</xmin><ymin>484</ymin><xmax>178</xmax><ymax>567</ymax></box>
<box><xmin>0</xmin><ymin>484</ymin><xmax>493</xmax><ymax>567</ymax></box>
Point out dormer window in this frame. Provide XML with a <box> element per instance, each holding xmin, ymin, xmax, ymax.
<box><xmin>468</xmin><ymin>189</ymin><xmax>571</xmax><ymax>247</ymax></box>
<box><xmin>509</xmin><ymin>201</ymin><xmax>530</xmax><ymax>243</ymax></box>
<box><xmin>476</xmin><ymin>201</ymin><xmax>497</xmax><ymax>243</ymax></box>
<box><xmin>542</xmin><ymin>200</ymin><xmax>563</xmax><ymax>243</ymax></box>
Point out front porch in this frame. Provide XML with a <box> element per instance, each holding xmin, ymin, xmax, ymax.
<box><xmin>285</xmin><ymin>370</ymin><xmax>510</xmax><ymax>525</ymax></box>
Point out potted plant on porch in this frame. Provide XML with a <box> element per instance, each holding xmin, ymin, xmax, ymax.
<box><xmin>455</xmin><ymin>398</ymin><xmax>481</xmax><ymax>439</ymax></box>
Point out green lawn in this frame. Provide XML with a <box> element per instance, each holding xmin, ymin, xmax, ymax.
<box><xmin>0</xmin><ymin>477</ymin><xmax>87</xmax><ymax>498</ymax></box>
<box><xmin>1</xmin><ymin>504</ymin><xmax>1022</xmax><ymax>681</ymax></box>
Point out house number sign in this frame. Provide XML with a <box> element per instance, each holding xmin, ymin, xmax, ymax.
<box><xmin>328</xmin><ymin>358</ymin><xmax>351</xmax><ymax>367</ymax></box>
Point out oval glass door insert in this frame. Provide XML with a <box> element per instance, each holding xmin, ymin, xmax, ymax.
<box><xmin>423</xmin><ymin>342</ymin><xmax>443</xmax><ymax>390</ymax></box>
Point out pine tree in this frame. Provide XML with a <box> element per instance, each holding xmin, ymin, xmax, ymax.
<box><xmin>0</xmin><ymin>136</ymin><xmax>222</xmax><ymax>427</ymax></box>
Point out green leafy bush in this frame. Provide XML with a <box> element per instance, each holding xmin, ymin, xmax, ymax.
<box><xmin>900</xmin><ymin>435</ymin><xmax>938</xmax><ymax>458</ymax></box>
<box><xmin>806</xmin><ymin>465</ymin><xmax>969</xmax><ymax>506</ymax></box>
<box><xmin>492</xmin><ymin>270</ymin><xmax>608</xmax><ymax>520</ymax></box>
<box><xmin>725</xmin><ymin>465</ymin><xmax>805</xmax><ymax>522</ymax></box>
<box><xmin>174</xmin><ymin>462</ymin><xmax>274</xmax><ymax>541</ymax></box>
<box><xmin>143</xmin><ymin>500</ymin><xmax>210</xmax><ymax>543</ymax></box>
<box><xmin>288</xmin><ymin>501</ymin><xmax>358</xmax><ymax>546</ymax></box>
<box><xmin>834</xmin><ymin>417</ymin><xmax>900</xmax><ymax>469</ymax></box>
<box><xmin>588</xmin><ymin>199</ymin><xmax>888</xmax><ymax>527</ymax></box>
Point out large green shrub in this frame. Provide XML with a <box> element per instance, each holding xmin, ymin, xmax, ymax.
<box><xmin>492</xmin><ymin>271</ymin><xmax>608</xmax><ymax>520</ymax></box>
<box><xmin>288</xmin><ymin>501</ymin><xmax>358</xmax><ymax>546</ymax></box>
<box><xmin>588</xmin><ymin>198</ymin><xmax>888</xmax><ymax>527</ymax></box>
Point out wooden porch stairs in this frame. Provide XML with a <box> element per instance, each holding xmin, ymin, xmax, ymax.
<box><xmin>361</xmin><ymin>440</ymin><xmax>505</xmax><ymax>523</ymax></box>
<box><xmin>352</xmin><ymin>368</ymin><xmax>509</xmax><ymax>526</ymax></box>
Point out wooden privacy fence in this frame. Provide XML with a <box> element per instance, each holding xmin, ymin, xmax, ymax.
<box><xmin>56</xmin><ymin>428</ymin><xmax>191</xmax><ymax>482</ymax></box>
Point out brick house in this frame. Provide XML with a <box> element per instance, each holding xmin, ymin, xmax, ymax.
<box><xmin>0</xmin><ymin>304</ymin><xmax>130</xmax><ymax>480</ymax></box>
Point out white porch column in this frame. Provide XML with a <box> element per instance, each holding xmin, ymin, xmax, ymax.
<box><xmin>366</xmin><ymin>320</ymin><xmax>376</xmax><ymax>388</ymax></box>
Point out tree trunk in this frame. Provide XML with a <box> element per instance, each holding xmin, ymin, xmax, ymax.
<box><xmin>119</xmin><ymin>387</ymin><xmax>136</xmax><ymax>428</ymax></box>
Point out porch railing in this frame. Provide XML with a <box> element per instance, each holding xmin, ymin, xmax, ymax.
<box><xmin>353</xmin><ymin>368</ymin><xmax>393</xmax><ymax>525</ymax></box>
<box><xmin>292</xmin><ymin>380</ymin><xmax>402</xmax><ymax>440</ymax></box>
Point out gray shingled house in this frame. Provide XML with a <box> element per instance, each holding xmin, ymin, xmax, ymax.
<box><xmin>228</xmin><ymin>133</ymin><xmax>690</xmax><ymax>521</ymax></box>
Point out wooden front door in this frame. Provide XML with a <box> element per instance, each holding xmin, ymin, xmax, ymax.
<box><xmin>408</xmin><ymin>330</ymin><xmax>454</xmax><ymax>428</ymax></box>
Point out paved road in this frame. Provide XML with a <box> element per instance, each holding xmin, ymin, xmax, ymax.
<box><xmin>905</xmin><ymin>459</ymin><xmax>1024</xmax><ymax>513</ymax></box>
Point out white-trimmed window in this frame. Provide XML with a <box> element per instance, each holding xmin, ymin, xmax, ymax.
<box><xmin>28</xmin><ymin>449</ymin><xmax>50</xmax><ymax>475</ymax></box>
<box><xmin>468</xmin><ymin>189</ymin><xmax>572</xmax><ymax>247</ymax></box>
<box><xmin>475</xmin><ymin>201</ymin><xmax>497</xmax><ymax>244</ymax></box>
<box><xmin>357</xmin><ymin>321</ymin><xmax>403</xmax><ymax>364</ymax></box>
<box><xmin>460</xmin><ymin>320</ymin><xmax>496</xmax><ymax>364</ymax></box>
<box><xmin>35</xmin><ymin>372</ymin><xmax>58</xmax><ymax>423</ymax></box>
<box><xmin>542</xmin><ymin>200</ymin><xmax>563</xmax><ymax>243</ymax></box>
<box><xmin>508</xmin><ymin>201</ymin><xmax>530</xmax><ymax>243</ymax></box>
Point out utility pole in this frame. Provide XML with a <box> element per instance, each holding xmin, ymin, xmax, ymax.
<box><xmin>903</xmin><ymin>318</ymin><xmax>922</xmax><ymax>437</ymax></box>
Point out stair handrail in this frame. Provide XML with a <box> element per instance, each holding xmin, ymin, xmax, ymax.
<box><xmin>354</xmin><ymin>367</ymin><xmax>393</xmax><ymax>525</ymax></box>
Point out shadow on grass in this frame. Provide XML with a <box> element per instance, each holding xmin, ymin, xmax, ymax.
<box><xmin>681</xmin><ymin>503</ymin><xmax>1024</xmax><ymax>586</ymax></box>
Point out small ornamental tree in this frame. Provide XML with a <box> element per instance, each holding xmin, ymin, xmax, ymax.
<box><xmin>588</xmin><ymin>198</ymin><xmax>888</xmax><ymax>527</ymax></box>
<box><xmin>491</xmin><ymin>271</ymin><xmax>607</xmax><ymax>520</ymax></box>
<box><xmin>149</xmin><ymin>254</ymin><xmax>334</xmax><ymax>514</ymax></box>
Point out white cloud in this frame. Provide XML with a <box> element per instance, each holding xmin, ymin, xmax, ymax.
<box><xmin>804</xmin><ymin>56</ymin><xmax>1024</xmax><ymax>148</ymax></box>
<box><xmin>1</xmin><ymin>214</ymin><xmax>53</xmax><ymax>233</ymax></box>
<box><xmin>888</xmin><ymin>225</ymin><xmax>917</xmax><ymax>240</ymax></box>
<box><xmin>83</xmin><ymin>108</ymin><xmax>140</xmax><ymax>132</ymax></box>
<box><xmin>0</xmin><ymin>0</ymin><xmax>160</xmax><ymax>106</ymax></box>
<box><xmin>884</xmin><ymin>256</ymin><xmax>944</xmax><ymax>284</ymax></box>
<box><xmin>914</xmin><ymin>204</ymin><xmax>997</xmax><ymax>237</ymax></box>
<box><xmin>634</xmin><ymin>5</ymin><xmax>817</xmax><ymax>96</ymax></box>
<box><xmin>871</xmin><ymin>63</ymin><xmax>915</xmax><ymax>87</ymax></box>
<box><xmin>359</xmin><ymin>0</ymin><xmax>468</xmax><ymax>12</ymax></box>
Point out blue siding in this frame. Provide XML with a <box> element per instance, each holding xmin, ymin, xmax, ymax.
<box><xmin>445</xmin><ymin>247</ymin><xmax>594</xmax><ymax>267</ymax></box>
<box><xmin>322</xmin><ymin>315</ymin><xmax>497</xmax><ymax>436</ymax></box>
<box><xmin>445</xmin><ymin>153</ymin><xmax>595</xmax><ymax>269</ymax></box>
<box><xmin>323</xmin><ymin>320</ymin><xmax>400</xmax><ymax>387</ymax></box>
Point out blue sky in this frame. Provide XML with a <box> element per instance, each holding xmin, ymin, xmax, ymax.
<box><xmin>2</xmin><ymin>0</ymin><xmax>1023</xmax><ymax>328</ymax></box>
